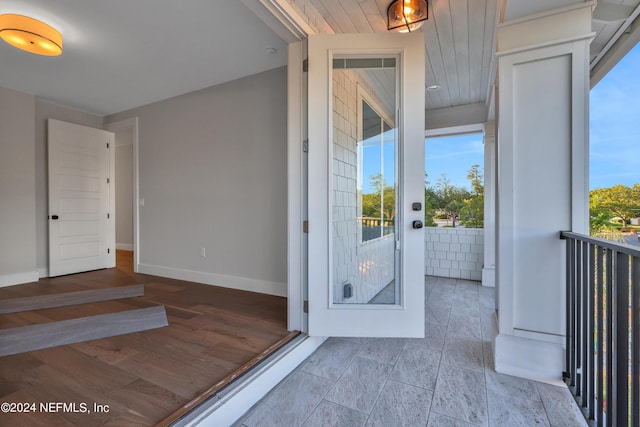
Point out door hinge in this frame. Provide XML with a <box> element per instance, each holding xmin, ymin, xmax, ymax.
<box><xmin>107</xmin><ymin>213</ymin><xmax>110</xmax><ymax>219</ymax></box>
<box><xmin>107</xmin><ymin>178</ymin><xmax>110</xmax><ymax>184</ymax></box>
<box><xmin>107</xmin><ymin>248</ymin><xmax>110</xmax><ymax>254</ymax></box>
<box><xmin>303</xmin><ymin>300</ymin><xmax>309</xmax><ymax>313</ymax></box>
<box><xmin>303</xmin><ymin>139</ymin><xmax>309</xmax><ymax>153</ymax></box>
<box><xmin>302</xmin><ymin>58</ymin><xmax>308</xmax><ymax>72</ymax></box>
<box><xmin>303</xmin><ymin>220</ymin><xmax>309</xmax><ymax>233</ymax></box>
<box><xmin>107</xmin><ymin>143</ymin><xmax>110</xmax><ymax>149</ymax></box>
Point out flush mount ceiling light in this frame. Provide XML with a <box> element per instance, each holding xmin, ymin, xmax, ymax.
<box><xmin>427</xmin><ymin>84</ymin><xmax>441</xmax><ymax>91</ymax></box>
<box><xmin>0</xmin><ymin>14</ymin><xmax>62</xmax><ymax>56</ymax></box>
<box><xmin>387</xmin><ymin>0</ymin><xmax>428</xmax><ymax>33</ymax></box>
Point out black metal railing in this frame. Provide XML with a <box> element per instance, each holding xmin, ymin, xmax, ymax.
<box><xmin>561</xmin><ymin>231</ymin><xmax>640</xmax><ymax>427</ymax></box>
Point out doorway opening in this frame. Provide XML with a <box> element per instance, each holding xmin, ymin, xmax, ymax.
<box><xmin>105</xmin><ymin>118</ymin><xmax>139</xmax><ymax>273</ymax></box>
<box><xmin>114</xmin><ymin>128</ymin><xmax>134</xmax><ymax>273</ymax></box>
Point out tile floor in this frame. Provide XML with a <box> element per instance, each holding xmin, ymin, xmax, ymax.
<box><xmin>234</xmin><ymin>277</ymin><xmax>588</xmax><ymax>427</ymax></box>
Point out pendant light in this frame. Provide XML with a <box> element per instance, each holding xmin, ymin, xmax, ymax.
<box><xmin>0</xmin><ymin>14</ymin><xmax>63</xmax><ymax>56</ymax></box>
<box><xmin>387</xmin><ymin>0</ymin><xmax>429</xmax><ymax>33</ymax></box>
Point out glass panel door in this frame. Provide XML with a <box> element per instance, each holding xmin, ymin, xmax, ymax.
<box><xmin>307</xmin><ymin>33</ymin><xmax>425</xmax><ymax>337</ymax></box>
<box><xmin>332</xmin><ymin>56</ymin><xmax>399</xmax><ymax>305</ymax></box>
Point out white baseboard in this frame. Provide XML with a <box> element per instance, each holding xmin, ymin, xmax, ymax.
<box><xmin>38</xmin><ymin>267</ymin><xmax>49</xmax><ymax>278</ymax></box>
<box><xmin>494</xmin><ymin>333</ymin><xmax>565</xmax><ymax>386</ymax></box>
<box><xmin>178</xmin><ymin>335</ymin><xmax>326</xmax><ymax>427</ymax></box>
<box><xmin>0</xmin><ymin>271</ymin><xmax>39</xmax><ymax>288</ymax></box>
<box><xmin>116</xmin><ymin>243</ymin><xmax>134</xmax><ymax>251</ymax></box>
<box><xmin>482</xmin><ymin>266</ymin><xmax>495</xmax><ymax>287</ymax></box>
<box><xmin>138</xmin><ymin>263</ymin><xmax>287</xmax><ymax>297</ymax></box>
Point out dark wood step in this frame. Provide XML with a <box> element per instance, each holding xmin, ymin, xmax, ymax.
<box><xmin>0</xmin><ymin>284</ymin><xmax>144</xmax><ymax>314</ymax></box>
<box><xmin>0</xmin><ymin>306</ymin><xmax>168</xmax><ymax>357</ymax></box>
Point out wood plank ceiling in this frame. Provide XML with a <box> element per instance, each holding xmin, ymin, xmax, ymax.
<box><xmin>303</xmin><ymin>0</ymin><xmax>499</xmax><ymax>113</ymax></box>
<box><xmin>255</xmin><ymin>0</ymin><xmax>640</xmax><ymax>126</ymax></box>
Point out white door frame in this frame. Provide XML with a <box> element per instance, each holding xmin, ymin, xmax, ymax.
<box><xmin>287</xmin><ymin>41</ymin><xmax>307</xmax><ymax>333</ymax></box>
<box><xmin>105</xmin><ymin>117</ymin><xmax>140</xmax><ymax>273</ymax></box>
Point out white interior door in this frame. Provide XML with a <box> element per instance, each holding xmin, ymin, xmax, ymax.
<box><xmin>307</xmin><ymin>33</ymin><xmax>425</xmax><ymax>337</ymax></box>
<box><xmin>48</xmin><ymin>119</ymin><xmax>114</xmax><ymax>277</ymax></box>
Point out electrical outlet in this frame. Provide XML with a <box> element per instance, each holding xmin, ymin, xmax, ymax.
<box><xmin>200</xmin><ymin>247</ymin><xmax>206</xmax><ymax>258</ymax></box>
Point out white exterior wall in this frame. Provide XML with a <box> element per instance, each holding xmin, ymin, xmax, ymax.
<box><xmin>425</xmin><ymin>228</ymin><xmax>483</xmax><ymax>281</ymax></box>
<box><xmin>332</xmin><ymin>69</ymin><xmax>395</xmax><ymax>304</ymax></box>
<box><xmin>494</xmin><ymin>3</ymin><xmax>593</xmax><ymax>383</ymax></box>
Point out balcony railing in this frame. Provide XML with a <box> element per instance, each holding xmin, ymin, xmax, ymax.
<box><xmin>561</xmin><ymin>231</ymin><xmax>640</xmax><ymax>426</ymax></box>
<box><xmin>361</xmin><ymin>217</ymin><xmax>394</xmax><ymax>242</ymax></box>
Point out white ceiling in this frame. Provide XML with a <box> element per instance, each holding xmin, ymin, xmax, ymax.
<box><xmin>0</xmin><ymin>0</ymin><xmax>288</xmax><ymax>115</ymax></box>
<box><xmin>1</xmin><ymin>0</ymin><xmax>638</xmax><ymax>122</ymax></box>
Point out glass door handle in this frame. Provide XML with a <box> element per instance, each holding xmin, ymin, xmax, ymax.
<box><xmin>412</xmin><ymin>220</ymin><xmax>423</xmax><ymax>229</ymax></box>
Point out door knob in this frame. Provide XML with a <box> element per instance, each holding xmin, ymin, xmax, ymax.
<box><xmin>51</xmin><ymin>215</ymin><xmax>59</xmax><ymax>220</ymax></box>
<box><xmin>412</xmin><ymin>220</ymin><xmax>423</xmax><ymax>229</ymax></box>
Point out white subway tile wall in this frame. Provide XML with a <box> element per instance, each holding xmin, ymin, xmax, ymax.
<box><xmin>425</xmin><ymin>228</ymin><xmax>483</xmax><ymax>280</ymax></box>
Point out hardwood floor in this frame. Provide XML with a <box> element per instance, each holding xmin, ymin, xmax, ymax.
<box><xmin>116</xmin><ymin>249</ymin><xmax>134</xmax><ymax>273</ymax></box>
<box><xmin>0</xmin><ymin>266</ymin><xmax>291</xmax><ymax>426</ymax></box>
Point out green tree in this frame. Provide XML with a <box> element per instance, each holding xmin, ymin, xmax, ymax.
<box><xmin>590</xmin><ymin>184</ymin><xmax>640</xmax><ymax>229</ymax></box>
<box><xmin>461</xmin><ymin>164</ymin><xmax>484</xmax><ymax>228</ymax></box>
<box><xmin>362</xmin><ymin>173</ymin><xmax>395</xmax><ymax>221</ymax></box>
<box><xmin>434</xmin><ymin>173</ymin><xmax>470</xmax><ymax>227</ymax></box>
<box><xmin>424</xmin><ymin>174</ymin><xmax>437</xmax><ymax>226</ymax></box>
<box><xmin>467</xmin><ymin>164</ymin><xmax>483</xmax><ymax>195</ymax></box>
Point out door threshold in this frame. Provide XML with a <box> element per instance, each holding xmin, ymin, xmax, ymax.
<box><xmin>169</xmin><ymin>333</ymin><xmax>326</xmax><ymax>427</ymax></box>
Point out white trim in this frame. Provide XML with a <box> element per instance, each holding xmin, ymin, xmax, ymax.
<box><xmin>498</xmin><ymin>0</ymin><xmax>596</xmax><ymax>29</ymax></box>
<box><xmin>116</xmin><ymin>243</ymin><xmax>134</xmax><ymax>251</ymax></box>
<box><xmin>0</xmin><ymin>271</ymin><xmax>39</xmax><ymax>288</ymax></box>
<box><xmin>38</xmin><ymin>267</ymin><xmax>49</xmax><ymax>278</ymax></box>
<box><xmin>481</xmin><ymin>266</ymin><xmax>495</xmax><ymax>287</ymax></box>
<box><xmin>425</xmin><ymin>103</ymin><xmax>488</xmax><ymax>132</ymax></box>
<box><xmin>513</xmin><ymin>328</ymin><xmax>564</xmax><ymax>345</ymax></box>
<box><xmin>494</xmin><ymin>333</ymin><xmax>565</xmax><ymax>386</ymax></box>
<box><xmin>425</xmin><ymin>123</ymin><xmax>485</xmax><ymax>138</ymax></box>
<box><xmin>138</xmin><ymin>263</ymin><xmax>287</xmax><ymax>297</ymax></box>
<box><xmin>239</xmin><ymin>0</ymin><xmax>322</xmax><ymax>43</ymax></box>
<box><xmin>108</xmin><ymin>131</ymin><xmax>116</xmax><ymax>268</ymax></box>
<box><xmin>287</xmin><ymin>41</ymin><xmax>305</xmax><ymax>332</ymax></box>
<box><xmin>105</xmin><ymin>117</ymin><xmax>140</xmax><ymax>273</ymax></box>
<box><xmin>495</xmin><ymin>33</ymin><xmax>596</xmax><ymax>58</ymax></box>
<box><xmin>176</xmin><ymin>335</ymin><xmax>325</xmax><ymax>427</ymax></box>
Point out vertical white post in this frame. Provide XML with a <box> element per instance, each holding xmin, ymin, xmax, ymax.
<box><xmin>482</xmin><ymin>121</ymin><xmax>496</xmax><ymax>288</ymax></box>
<box><xmin>494</xmin><ymin>2</ymin><xmax>594</xmax><ymax>383</ymax></box>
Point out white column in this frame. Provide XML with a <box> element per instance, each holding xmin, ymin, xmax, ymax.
<box><xmin>482</xmin><ymin>121</ymin><xmax>496</xmax><ymax>288</ymax></box>
<box><xmin>494</xmin><ymin>2</ymin><xmax>593</xmax><ymax>383</ymax></box>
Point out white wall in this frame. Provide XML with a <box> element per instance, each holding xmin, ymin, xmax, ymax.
<box><xmin>34</xmin><ymin>100</ymin><xmax>104</xmax><ymax>276</ymax></box>
<box><xmin>495</xmin><ymin>2</ymin><xmax>592</xmax><ymax>383</ymax></box>
<box><xmin>425</xmin><ymin>228</ymin><xmax>483</xmax><ymax>281</ymax></box>
<box><xmin>115</xmin><ymin>129</ymin><xmax>133</xmax><ymax>250</ymax></box>
<box><xmin>0</xmin><ymin>87</ymin><xmax>38</xmax><ymax>287</ymax></box>
<box><xmin>105</xmin><ymin>67</ymin><xmax>288</xmax><ymax>296</ymax></box>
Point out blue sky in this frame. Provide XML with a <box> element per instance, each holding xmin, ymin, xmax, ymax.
<box><xmin>425</xmin><ymin>133</ymin><xmax>484</xmax><ymax>191</ymax></box>
<box><xmin>424</xmin><ymin>42</ymin><xmax>640</xmax><ymax>192</ymax></box>
<box><xmin>590</xmin><ymin>42</ymin><xmax>640</xmax><ymax>190</ymax></box>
